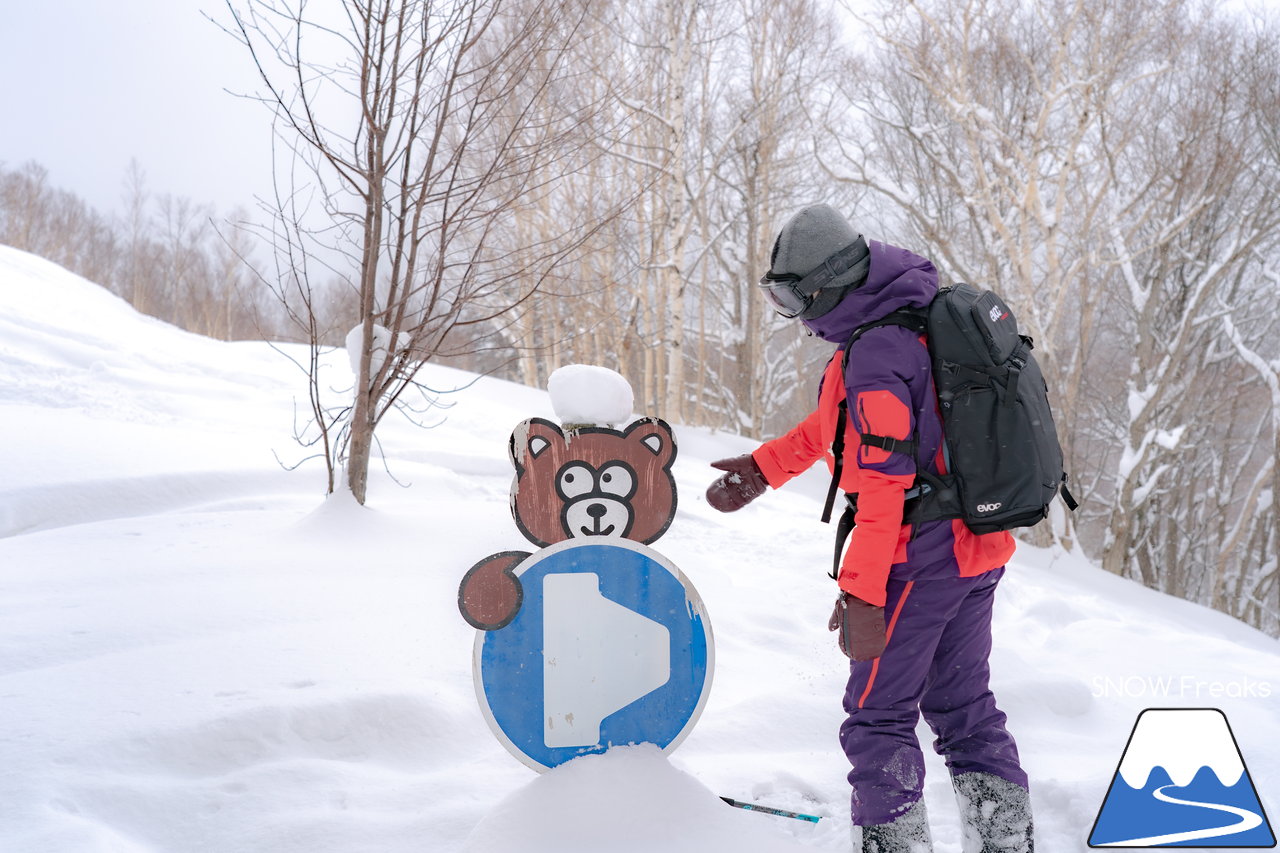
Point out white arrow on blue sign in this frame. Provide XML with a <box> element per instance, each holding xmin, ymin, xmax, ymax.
<box><xmin>472</xmin><ymin>538</ymin><xmax>714</xmax><ymax>772</ymax></box>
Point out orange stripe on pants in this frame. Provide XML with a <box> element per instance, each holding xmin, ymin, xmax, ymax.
<box><xmin>856</xmin><ymin>580</ymin><xmax>915</xmax><ymax>710</ymax></box>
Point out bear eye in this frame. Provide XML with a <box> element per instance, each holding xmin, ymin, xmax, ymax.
<box><xmin>556</xmin><ymin>463</ymin><xmax>595</xmax><ymax>500</ymax></box>
<box><xmin>598</xmin><ymin>464</ymin><xmax>636</xmax><ymax>499</ymax></box>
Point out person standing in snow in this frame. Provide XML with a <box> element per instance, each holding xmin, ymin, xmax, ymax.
<box><xmin>705</xmin><ymin>204</ymin><xmax>1033</xmax><ymax>853</ymax></box>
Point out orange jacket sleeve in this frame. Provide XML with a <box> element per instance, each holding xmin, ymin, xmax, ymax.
<box><xmin>838</xmin><ymin>376</ymin><xmax>918</xmax><ymax>608</ymax></box>
<box><xmin>751</xmin><ymin>405</ymin><xmax>828</xmax><ymax>489</ymax></box>
<box><xmin>836</xmin><ymin>470</ymin><xmax>907</xmax><ymax>606</ymax></box>
<box><xmin>748</xmin><ymin>346</ymin><xmax>920</xmax><ymax>608</ymax></box>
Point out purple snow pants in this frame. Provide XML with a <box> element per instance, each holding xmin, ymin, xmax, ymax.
<box><xmin>839</xmin><ymin>567</ymin><xmax>1027</xmax><ymax>826</ymax></box>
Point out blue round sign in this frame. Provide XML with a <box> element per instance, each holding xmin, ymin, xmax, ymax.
<box><xmin>472</xmin><ymin>538</ymin><xmax>714</xmax><ymax>771</ymax></box>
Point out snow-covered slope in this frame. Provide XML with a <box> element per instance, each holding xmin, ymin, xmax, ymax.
<box><xmin>1</xmin><ymin>245</ymin><xmax>1276</xmax><ymax>852</ymax></box>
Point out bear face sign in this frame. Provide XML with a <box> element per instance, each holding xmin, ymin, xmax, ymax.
<box><xmin>457</xmin><ymin>416</ymin><xmax>678</xmax><ymax>632</ymax></box>
<box><xmin>509</xmin><ymin>417</ymin><xmax>677</xmax><ymax>547</ymax></box>
<box><xmin>456</xmin><ymin>407</ymin><xmax>712</xmax><ymax>772</ymax></box>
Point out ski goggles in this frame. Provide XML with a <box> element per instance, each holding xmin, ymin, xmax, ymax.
<box><xmin>757</xmin><ymin>272</ymin><xmax>810</xmax><ymax>318</ymax></box>
<box><xmin>756</xmin><ymin>237</ymin><xmax>871</xmax><ymax>319</ymax></box>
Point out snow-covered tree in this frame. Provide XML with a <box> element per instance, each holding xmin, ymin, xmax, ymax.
<box><xmin>1094</xmin><ymin>13</ymin><xmax>1280</xmax><ymax>606</ymax></box>
<box><xmin>819</xmin><ymin>0</ymin><xmax>1280</xmax><ymax>631</ymax></box>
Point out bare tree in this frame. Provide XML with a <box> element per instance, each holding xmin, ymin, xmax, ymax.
<box><xmin>558</xmin><ymin>0</ymin><xmax>854</xmax><ymax>432</ymax></box>
<box><xmin>703</xmin><ymin>0</ymin><xmax>856</xmax><ymax>438</ymax></box>
<box><xmin>826</xmin><ymin>0</ymin><xmax>1191</xmax><ymax>468</ymax></box>
<box><xmin>0</xmin><ymin>159</ymin><xmax>272</xmax><ymax>344</ymax></box>
<box><xmin>461</xmin><ymin>0</ymin><xmax>642</xmax><ymax>391</ymax></box>
<box><xmin>225</xmin><ymin>0</ymin><xmax>607</xmax><ymax>504</ymax></box>
<box><xmin>119</xmin><ymin>159</ymin><xmax>157</xmax><ymax>315</ymax></box>
<box><xmin>0</xmin><ymin>161</ymin><xmax>117</xmax><ymax>287</ymax></box>
<box><xmin>582</xmin><ymin>0</ymin><xmax>713</xmax><ymax>420</ymax></box>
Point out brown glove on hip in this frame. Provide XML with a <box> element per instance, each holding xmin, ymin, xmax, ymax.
<box><xmin>829</xmin><ymin>591</ymin><xmax>887</xmax><ymax>661</ymax></box>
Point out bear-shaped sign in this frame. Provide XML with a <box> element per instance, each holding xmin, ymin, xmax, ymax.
<box><xmin>457</xmin><ymin>416</ymin><xmax>677</xmax><ymax>631</ymax></box>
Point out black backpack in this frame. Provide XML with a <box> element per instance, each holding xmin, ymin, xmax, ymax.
<box><xmin>821</xmin><ymin>283</ymin><xmax>1077</xmax><ymax>570</ymax></box>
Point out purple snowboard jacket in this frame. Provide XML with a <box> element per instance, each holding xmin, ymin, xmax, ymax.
<box><xmin>753</xmin><ymin>242</ymin><xmax>1014</xmax><ymax>606</ymax></box>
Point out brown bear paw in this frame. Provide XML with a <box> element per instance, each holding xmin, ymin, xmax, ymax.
<box><xmin>458</xmin><ymin>551</ymin><xmax>529</xmax><ymax>631</ymax></box>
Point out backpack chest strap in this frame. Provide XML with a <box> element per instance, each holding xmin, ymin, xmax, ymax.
<box><xmin>860</xmin><ymin>433</ymin><xmax>918</xmax><ymax>457</ymax></box>
<box><xmin>821</xmin><ymin>310</ymin><xmax>928</xmax><ymax>525</ymax></box>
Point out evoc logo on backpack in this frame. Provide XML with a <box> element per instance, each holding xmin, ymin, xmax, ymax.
<box><xmin>976</xmin><ymin>502</ymin><xmax>1003</xmax><ymax>514</ymax></box>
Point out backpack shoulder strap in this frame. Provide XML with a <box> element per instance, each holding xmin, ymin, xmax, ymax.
<box><xmin>839</xmin><ymin>309</ymin><xmax>928</xmax><ymax>372</ymax></box>
<box><xmin>820</xmin><ymin>308</ymin><xmax>929</xmax><ymax>524</ymax></box>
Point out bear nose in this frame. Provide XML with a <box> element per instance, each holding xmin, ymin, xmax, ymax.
<box><xmin>586</xmin><ymin>503</ymin><xmax>607</xmax><ymax>519</ymax></box>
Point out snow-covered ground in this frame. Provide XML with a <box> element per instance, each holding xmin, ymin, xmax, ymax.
<box><xmin>1</xmin><ymin>245</ymin><xmax>1276</xmax><ymax>852</ymax></box>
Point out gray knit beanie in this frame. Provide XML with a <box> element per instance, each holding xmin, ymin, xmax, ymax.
<box><xmin>767</xmin><ymin>204</ymin><xmax>869</xmax><ymax>320</ymax></box>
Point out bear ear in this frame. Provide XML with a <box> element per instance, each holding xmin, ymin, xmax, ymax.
<box><xmin>624</xmin><ymin>417</ymin><xmax>676</xmax><ymax>468</ymax></box>
<box><xmin>509</xmin><ymin>418</ymin><xmax>565</xmax><ymax>472</ymax></box>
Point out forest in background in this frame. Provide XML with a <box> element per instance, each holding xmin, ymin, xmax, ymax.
<box><xmin>1</xmin><ymin>0</ymin><xmax>1276</xmax><ymax>635</ymax></box>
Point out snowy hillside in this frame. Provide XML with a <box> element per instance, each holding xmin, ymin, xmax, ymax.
<box><xmin>1</xmin><ymin>245</ymin><xmax>1276</xmax><ymax>852</ymax></box>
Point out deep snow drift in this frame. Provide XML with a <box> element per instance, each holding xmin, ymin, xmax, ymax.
<box><xmin>1</xmin><ymin>245</ymin><xmax>1276</xmax><ymax>852</ymax></box>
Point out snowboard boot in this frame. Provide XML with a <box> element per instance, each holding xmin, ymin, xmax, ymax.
<box><xmin>854</xmin><ymin>797</ymin><xmax>934</xmax><ymax>853</ymax></box>
<box><xmin>953</xmin><ymin>772</ymin><xmax>1034</xmax><ymax>853</ymax></box>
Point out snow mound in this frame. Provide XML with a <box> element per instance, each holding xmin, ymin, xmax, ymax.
<box><xmin>547</xmin><ymin>364</ymin><xmax>634</xmax><ymax>427</ymax></box>
<box><xmin>345</xmin><ymin>323</ymin><xmax>409</xmax><ymax>380</ymax></box>
<box><xmin>0</xmin><ymin>246</ymin><xmax>157</xmax><ymax>339</ymax></box>
<box><xmin>463</xmin><ymin>745</ymin><xmax>815</xmax><ymax>853</ymax></box>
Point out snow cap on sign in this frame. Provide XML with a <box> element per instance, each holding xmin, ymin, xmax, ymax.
<box><xmin>547</xmin><ymin>364</ymin><xmax>634</xmax><ymax>428</ymax></box>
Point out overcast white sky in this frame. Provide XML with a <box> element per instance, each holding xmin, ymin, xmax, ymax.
<box><xmin>3</xmin><ymin>0</ymin><xmax>1278</xmax><ymax>224</ymax></box>
<box><xmin>0</xmin><ymin>1</ymin><xmax>274</xmax><ymax>217</ymax></box>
